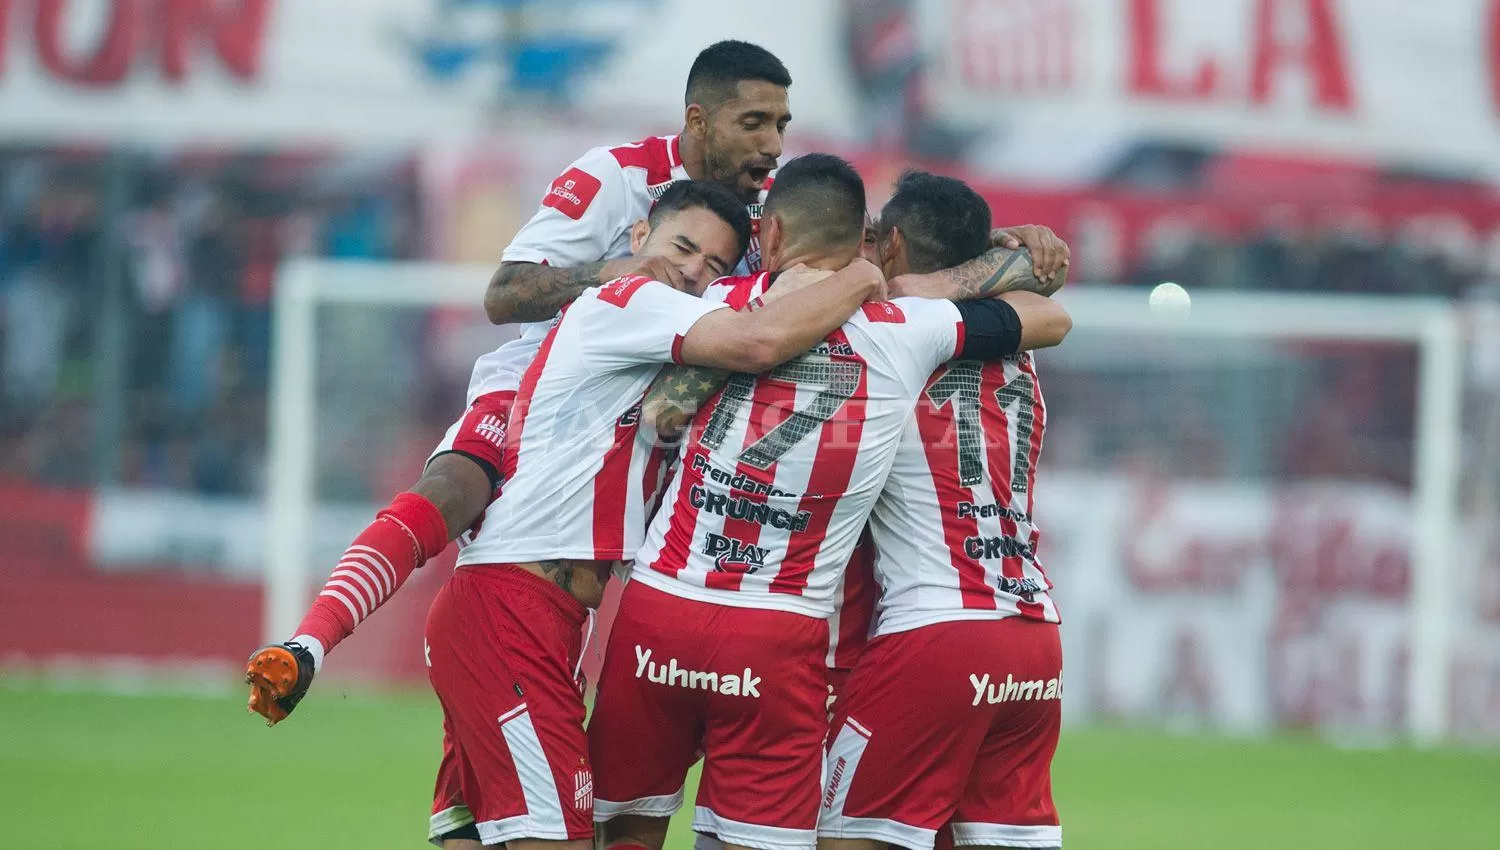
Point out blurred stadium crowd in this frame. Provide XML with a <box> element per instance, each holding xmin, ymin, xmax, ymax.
<box><xmin>0</xmin><ymin>147</ymin><xmax>421</xmax><ymax>496</ymax></box>
<box><xmin>5</xmin><ymin>144</ymin><xmax>1487</xmax><ymax>499</ymax></box>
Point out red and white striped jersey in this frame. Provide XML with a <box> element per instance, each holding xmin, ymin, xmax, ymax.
<box><xmin>456</xmin><ymin>275</ymin><xmax>729</xmax><ymax>565</ymax></box>
<box><xmin>632</xmin><ymin>297</ymin><xmax>966</xmax><ymax>619</ymax></box>
<box><xmin>465</xmin><ymin>135</ymin><xmax>769</xmax><ymax>404</ymax></box>
<box><xmin>867</xmin><ymin>355</ymin><xmax>1060</xmax><ymax>636</ymax></box>
<box><xmin>827</xmin><ymin>533</ymin><xmax>879</xmax><ymax>670</ymax></box>
<box><xmin>690</xmin><ymin>273</ymin><xmax>877</xmax><ymax>664</ymax></box>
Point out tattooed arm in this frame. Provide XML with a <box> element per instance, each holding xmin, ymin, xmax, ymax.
<box><xmin>642</xmin><ymin>364</ymin><xmax>731</xmax><ymax>441</ymax></box>
<box><xmin>887</xmin><ymin>246</ymin><xmax>1066</xmax><ymax>302</ymax></box>
<box><xmin>483</xmin><ymin>254</ymin><xmax>689</xmax><ymax>324</ymax></box>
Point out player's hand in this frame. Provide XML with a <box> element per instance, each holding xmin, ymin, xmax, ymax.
<box><xmin>992</xmin><ymin>224</ymin><xmax>1069</xmax><ymax>285</ymax></box>
<box><xmin>599</xmin><ymin>254</ymin><xmax>687</xmax><ymax>291</ymax></box>
<box><xmin>763</xmin><ymin>263</ymin><xmax>834</xmax><ymax>303</ymax></box>
<box><xmin>245</xmin><ymin>641</ymin><xmax>316</xmax><ymax>727</ymax></box>
<box><xmin>840</xmin><ymin>257</ymin><xmax>889</xmax><ymax>302</ymax></box>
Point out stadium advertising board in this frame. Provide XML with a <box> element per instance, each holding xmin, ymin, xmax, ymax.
<box><xmin>1040</xmin><ymin>474</ymin><xmax>1500</xmax><ymax>741</ymax></box>
<box><xmin>9</xmin><ymin>0</ymin><xmax>1500</xmax><ymax>178</ymax></box>
<box><xmin>916</xmin><ymin>0</ymin><xmax>1500</xmax><ymax>177</ymax></box>
<box><xmin>67</xmin><ymin>476</ymin><xmax>1500</xmax><ymax>739</ymax></box>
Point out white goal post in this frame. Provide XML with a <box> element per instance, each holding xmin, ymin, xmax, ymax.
<box><xmin>266</xmin><ymin>258</ymin><xmax>1465</xmax><ymax>743</ymax></box>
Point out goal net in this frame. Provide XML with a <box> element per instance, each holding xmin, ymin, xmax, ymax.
<box><xmin>267</xmin><ymin>258</ymin><xmax>1499</xmax><ymax>744</ymax></box>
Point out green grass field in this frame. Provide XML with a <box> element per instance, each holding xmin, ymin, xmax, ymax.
<box><xmin>1</xmin><ymin>681</ymin><xmax>1496</xmax><ymax>849</ymax></box>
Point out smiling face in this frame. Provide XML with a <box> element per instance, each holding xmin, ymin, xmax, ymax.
<box><xmin>629</xmin><ymin>205</ymin><xmax>742</xmax><ymax>294</ymax></box>
<box><xmin>697</xmin><ymin>79</ymin><xmax>791</xmax><ymax>203</ymax></box>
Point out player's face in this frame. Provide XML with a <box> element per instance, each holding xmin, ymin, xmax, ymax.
<box><xmin>703</xmin><ymin>80</ymin><xmax>790</xmax><ymax>202</ymax></box>
<box><xmin>640</xmin><ymin>207</ymin><xmax>742</xmax><ymax>294</ymax></box>
<box><xmin>860</xmin><ymin>215</ymin><xmax>881</xmax><ymax>265</ymax></box>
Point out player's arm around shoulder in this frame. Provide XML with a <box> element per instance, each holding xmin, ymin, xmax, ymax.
<box><xmin>483</xmin><ymin>147</ymin><xmax>638</xmax><ymax>324</ymax></box>
<box><xmin>676</xmin><ymin>259</ymin><xmax>886</xmax><ymax>373</ymax></box>
<box><xmin>937</xmin><ymin>290</ymin><xmax>1071</xmax><ymax>364</ymax></box>
<box><xmin>1000</xmin><ymin>290</ymin><xmax>1072</xmax><ymax>351</ymax></box>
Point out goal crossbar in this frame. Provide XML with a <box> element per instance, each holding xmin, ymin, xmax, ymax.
<box><xmin>267</xmin><ymin>259</ymin><xmax>1464</xmax><ymax>743</ymax></box>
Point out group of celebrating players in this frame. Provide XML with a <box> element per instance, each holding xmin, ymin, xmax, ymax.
<box><xmin>244</xmin><ymin>40</ymin><xmax>1073</xmax><ymax>850</ymax></box>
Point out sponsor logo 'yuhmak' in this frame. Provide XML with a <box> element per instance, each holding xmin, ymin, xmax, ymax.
<box><xmin>634</xmin><ymin>645</ymin><xmax>762</xmax><ymax>698</ymax></box>
<box><xmin>970</xmin><ymin>673</ymin><xmax>1062</xmax><ymax>706</ymax></box>
<box><xmin>689</xmin><ymin>485</ymin><xmax>811</xmax><ymax>531</ymax></box>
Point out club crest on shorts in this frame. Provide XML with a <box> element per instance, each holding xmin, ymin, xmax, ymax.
<box><xmin>573</xmin><ymin>763</ymin><xmax>593</xmax><ymax>811</ymax></box>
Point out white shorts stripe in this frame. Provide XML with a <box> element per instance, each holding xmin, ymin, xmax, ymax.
<box><xmin>950</xmin><ymin>822</ymin><xmax>1061</xmax><ymax>848</ymax></box>
<box><xmin>692</xmin><ymin>806</ymin><xmax>814</xmax><ymax>850</ymax></box>
<box><xmin>427</xmin><ymin>804</ymin><xmax>475</xmax><ymax>847</ymax></box>
<box><xmin>344</xmin><ymin>548</ymin><xmax>397</xmax><ymax>594</ymax></box>
<box><xmin>819</xmin><ymin>815</ymin><xmax>936</xmax><ymax>849</ymax></box>
<box><xmin>594</xmin><ymin>787</ymin><xmax>685</xmax><ymax>820</ymax></box>
<box><xmin>323</xmin><ymin>580</ymin><xmax>371</xmax><ymax>619</ymax></box>
<box><xmin>498</xmin><ymin>707</ymin><xmax>569</xmax><ymax>838</ymax></box>
<box><xmin>317</xmin><ymin>589</ymin><xmax>361</xmax><ymax>623</ymax></box>
<box><xmin>820</xmin><ymin>719</ymin><xmax>871</xmax><ymax>824</ymax></box>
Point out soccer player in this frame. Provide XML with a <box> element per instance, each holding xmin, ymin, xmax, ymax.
<box><xmin>243</xmin><ymin>40</ymin><xmax>800</xmax><ymax>724</ymax></box>
<box><xmin>244</xmin><ymin>38</ymin><xmax>1067</xmax><ymax>727</ymax></box>
<box><xmin>818</xmin><ymin>172</ymin><xmax>1067</xmax><ymax>850</ymax></box>
<box><xmin>426</xmin><ymin>178</ymin><xmax>884</xmax><ymax>849</ymax></box>
<box><xmin>586</xmin><ymin>154</ymin><xmax>1072</xmax><ymax>850</ymax></box>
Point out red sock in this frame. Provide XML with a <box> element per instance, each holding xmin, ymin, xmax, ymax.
<box><xmin>291</xmin><ymin>492</ymin><xmax>449</xmax><ymax>668</ymax></box>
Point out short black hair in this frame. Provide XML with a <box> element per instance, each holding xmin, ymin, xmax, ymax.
<box><xmin>763</xmin><ymin>153</ymin><xmax>866</xmax><ymax>254</ymax></box>
<box><xmin>685</xmin><ymin>40</ymin><xmax>792</xmax><ymax>110</ymax></box>
<box><xmin>878</xmin><ymin>171</ymin><xmax>993</xmax><ymax>274</ymax></box>
<box><xmin>649</xmin><ymin>180</ymin><xmax>752</xmax><ymax>260</ymax></box>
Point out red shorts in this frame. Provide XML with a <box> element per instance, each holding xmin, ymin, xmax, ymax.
<box><xmin>820</xmin><ymin>618</ymin><xmax>1063</xmax><ymax>850</ymax></box>
<box><xmin>589</xmin><ymin>581</ymin><xmax>829</xmax><ymax>850</ymax></box>
<box><xmin>425</xmin><ymin>565</ymin><xmax>593</xmax><ymax>846</ymax></box>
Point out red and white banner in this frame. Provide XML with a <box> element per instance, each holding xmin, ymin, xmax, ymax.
<box><xmin>922</xmin><ymin>0</ymin><xmax>1500</xmax><ymax>178</ymax></box>
<box><xmin>1038</xmin><ymin>473</ymin><xmax>1500</xmax><ymax>741</ymax></box>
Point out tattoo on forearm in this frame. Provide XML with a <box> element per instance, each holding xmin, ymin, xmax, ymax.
<box><xmin>489</xmin><ymin>261</ymin><xmax>608</xmax><ymax>322</ymax></box>
<box><xmin>937</xmin><ymin>247</ymin><xmax>1054</xmax><ymax>300</ymax></box>
<box><xmin>535</xmin><ymin>559</ymin><xmax>575</xmax><ymax>594</ymax></box>
<box><xmin>643</xmin><ymin>365</ymin><xmax>731</xmax><ymax>439</ymax></box>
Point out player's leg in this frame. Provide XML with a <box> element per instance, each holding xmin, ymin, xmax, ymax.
<box><xmin>246</xmin><ymin>391</ymin><xmax>514</xmax><ymax>724</ymax></box>
<box><xmin>818</xmin><ymin>623</ymin><xmax>999</xmax><ymax>850</ymax></box>
<box><xmin>590</xmin><ymin>582</ymin><xmax>706</xmax><ymax>850</ymax></box>
<box><xmin>425</xmin><ymin>565</ymin><xmax>595</xmax><ymax>846</ymax></box>
<box><xmin>948</xmin><ymin>620</ymin><xmax>1063</xmax><ymax>850</ymax></box>
<box><xmin>692</xmin><ymin>603</ymin><xmax>830</xmax><ymax>850</ymax></box>
<box><xmin>414</xmin><ymin>451</ymin><xmax>498</xmax><ymax>537</ymax></box>
<box><xmin>597</xmin><ymin>813</ymin><xmax>672</xmax><ymax>849</ymax></box>
<box><xmin>429</xmin><ymin>708</ymin><xmax>484</xmax><ymax>848</ymax></box>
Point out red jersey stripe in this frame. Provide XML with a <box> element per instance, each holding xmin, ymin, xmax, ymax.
<box><xmin>590</xmin><ymin>401</ymin><xmax>641</xmax><ymax>558</ymax></box>
<box><xmin>979</xmin><ymin>361</ymin><xmax>1026</xmax><ymax>582</ymax></box>
<box><xmin>704</xmin><ymin>375</ymin><xmax>798</xmax><ymax>592</ymax></box>
<box><xmin>775</xmin><ymin>333</ymin><xmax>868</xmax><ymax>594</ymax></box>
<box><xmin>915</xmin><ymin>367</ymin><xmax>996</xmax><ymax>610</ymax></box>
<box><xmin>499</xmin><ymin>311</ymin><xmax>567</xmax><ymax>480</ymax></box>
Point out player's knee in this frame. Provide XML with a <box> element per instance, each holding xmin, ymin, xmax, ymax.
<box><xmin>814</xmin><ymin>840</ymin><xmax>885</xmax><ymax>850</ymax></box>
<box><xmin>503</xmin><ymin>839</ymin><xmax>592</xmax><ymax>850</ymax></box>
<box><xmin>601</xmin><ymin>814</ymin><xmax>670</xmax><ymax>850</ymax></box>
<box><xmin>413</xmin><ymin>454</ymin><xmax>495</xmax><ymax>537</ymax></box>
